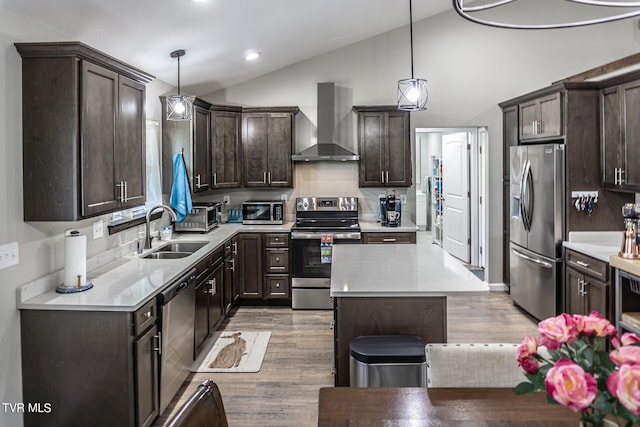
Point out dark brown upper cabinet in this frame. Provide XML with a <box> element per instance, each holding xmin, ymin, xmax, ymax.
<box><xmin>601</xmin><ymin>80</ymin><xmax>640</xmax><ymax>192</ymax></box>
<box><xmin>353</xmin><ymin>106</ymin><xmax>411</xmax><ymax>187</ymax></box>
<box><xmin>518</xmin><ymin>92</ymin><xmax>563</xmax><ymax>141</ymax></box>
<box><xmin>160</xmin><ymin>97</ymin><xmax>212</xmax><ymax>194</ymax></box>
<box><xmin>242</xmin><ymin>107</ymin><xmax>299</xmax><ymax>188</ymax></box>
<box><xmin>211</xmin><ymin>106</ymin><xmax>243</xmax><ymax>189</ymax></box>
<box><xmin>16</xmin><ymin>42</ymin><xmax>152</xmax><ymax>221</ymax></box>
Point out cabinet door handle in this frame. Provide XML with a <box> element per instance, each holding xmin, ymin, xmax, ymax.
<box><xmin>386</xmin><ymin>171</ymin><xmax>389</xmax><ymax>183</ymax></box>
<box><xmin>583</xmin><ymin>280</ymin><xmax>588</xmax><ymax>296</ymax></box>
<box><xmin>227</xmin><ymin>258</ymin><xmax>235</xmax><ymax>271</ymax></box>
<box><xmin>233</xmin><ymin>242</ymin><xmax>238</xmax><ymax>255</ymax></box>
<box><xmin>263</xmin><ymin>172</ymin><xmax>267</xmax><ymax>184</ymax></box>
<box><xmin>116</xmin><ymin>181</ymin><xmax>125</xmax><ymax>202</ymax></box>
<box><xmin>143</xmin><ymin>311</ymin><xmax>152</xmax><ymax>320</ymax></box>
<box><xmin>381</xmin><ymin>170</ymin><xmax>385</xmax><ymax>183</ymax></box>
<box><xmin>154</xmin><ymin>331</ymin><xmax>162</xmax><ymax>355</ymax></box>
<box><xmin>268</xmin><ymin>171</ymin><xmax>272</xmax><ymax>185</ymax></box>
<box><xmin>274</xmin><ymin>282</ymin><xmax>280</xmax><ymax>288</ymax></box>
<box><xmin>208</xmin><ymin>278</ymin><xmax>216</xmax><ymax>295</ymax></box>
<box><xmin>270</xmin><ymin>266</ymin><xmax>286</xmax><ymax>270</ymax></box>
<box><xmin>620</xmin><ymin>168</ymin><xmax>625</xmax><ymax>184</ymax></box>
<box><xmin>213</xmin><ymin>172</ymin><xmax>217</xmax><ymax>187</ymax></box>
<box><xmin>576</xmin><ymin>260</ymin><xmax>590</xmax><ymax>268</ymax></box>
<box><xmin>532</xmin><ymin>121</ymin><xmax>536</xmax><ymax>135</ymax></box>
<box><xmin>382</xmin><ymin>238</ymin><xmax>397</xmax><ymax>242</ymax></box>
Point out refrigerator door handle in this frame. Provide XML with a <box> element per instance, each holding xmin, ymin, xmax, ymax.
<box><xmin>518</xmin><ymin>160</ymin><xmax>527</xmax><ymax>230</ymax></box>
<box><xmin>521</xmin><ymin>160</ymin><xmax>532</xmax><ymax>231</ymax></box>
<box><xmin>525</xmin><ymin>161</ymin><xmax>534</xmax><ymax>232</ymax></box>
<box><xmin>511</xmin><ymin>248</ymin><xmax>553</xmax><ymax>269</ymax></box>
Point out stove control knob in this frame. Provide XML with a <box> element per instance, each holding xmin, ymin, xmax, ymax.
<box><xmin>302</xmin><ymin>201</ymin><xmax>309</xmax><ymax>210</ymax></box>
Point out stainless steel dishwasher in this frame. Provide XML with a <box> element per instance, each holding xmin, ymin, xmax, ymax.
<box><xmin>157</xmin><ymin>267</ymin><xmax>197</xmax><ymax>415</ymax></box>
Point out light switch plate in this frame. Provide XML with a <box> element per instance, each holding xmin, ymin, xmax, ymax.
<box><xmin>93</xmin><ymin>220</ymin><xmax>104</xmax><ymax>239</ymax></box>
<box><xmin>0</xmin><ymin>242</ymin><xmax>19</xmax><ymax>270</ymax></box>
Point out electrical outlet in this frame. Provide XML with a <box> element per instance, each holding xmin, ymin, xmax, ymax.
<box><xmin>280</xmin><ymin>194</ymin><xmax>287</xmax><ymax>202</ymax></box>
<box><xmin>400</xmin><ymin>194</ymin><xmax>407</xmax><ymax>204</ymax></box>
<box><xmin>92</xmin><ymin>220</ymin><xmax>104</xmax><ymax>239</ymax></box>
<box><xmin>0</xmin><ymin>242</ymin><xmax>19</xmax><ymax>270</ymax></box>
<box><xmin>223</xmin><ymin>195</ymin><xmax>231</xmax><ymax>205</ymax></box>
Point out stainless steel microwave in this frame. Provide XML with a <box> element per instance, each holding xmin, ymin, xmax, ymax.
<box><xmin>242</xmin><ymin>200</ymin><xmax>285</xmax><ymax>225</ymax></box>
<box><xmin>174</xmin><ymin>202</ymin><xmax>221</xmax><ymax>233</ymax></box>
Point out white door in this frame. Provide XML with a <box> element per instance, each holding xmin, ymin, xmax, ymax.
<box><xmin>442</xmin><ymin>132</ymin><xmax>470</xmax><ymax>263</ymax></box>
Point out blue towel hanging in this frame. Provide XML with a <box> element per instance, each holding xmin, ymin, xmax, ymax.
<box><xmin>169</xmin><ymin>152</ymin><xmax>192</xmax><ymax>223</ymax></box>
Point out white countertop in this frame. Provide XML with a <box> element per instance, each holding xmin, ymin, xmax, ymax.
<box><xmin>330</xmin><ymin>234</ymin><xmax>489</xmax><ymax>297</ymax></box>
<box><xmin>17</xmin><ymin>222</ymin><xmax>292</xmax><ymax>312</ymax></box>
<box><xmin>562</xmin><ymin>231</ymin><xmax>622</xmax><ymax>262</ymax></box>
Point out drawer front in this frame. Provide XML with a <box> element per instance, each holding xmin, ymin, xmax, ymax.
<box><xmin>265</xmin><ymin>275</ymin><xmax>290</xmax><ymax>299</ymax></box>
<box><xmin>265</xmin><ymin>233</ymin><xmax>289</xmax><ymax>247</ymax></box>
<box><xmin>363</xmin><ymin>232</ymin><xmax>416</xmax><ymax>244</ymax></box>
<box><xmin>133</xmin><ymin>298</ymin><xmax>157</xmax><ymax>337</ymax></box>
<box><xmin>266</xmin><ymin>248</ymin><xmax>289</xmax><ymax>273</ymax></box>
<box><xmin>565</xmin><ymin>249</ymin><xmax>608</xmax><ymax>282</ymax></box>
<box><xmin>194</xmin><ymin>255</ymin><xmax>212</xmax><ymax>282</ymax></box>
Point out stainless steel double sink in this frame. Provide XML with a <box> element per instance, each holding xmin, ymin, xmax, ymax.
<box><xmin>141</xmin><ymin>241</ymin><xmax>208</xmax><ymax>259</ymax></box>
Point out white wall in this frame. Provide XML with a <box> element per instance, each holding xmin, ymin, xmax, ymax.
<box><xmin>1</xmin><ymin>5</ymin><xmax>640</xmax><ymax>426</ymax></box>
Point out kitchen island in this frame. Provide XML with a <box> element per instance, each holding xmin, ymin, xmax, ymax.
<box><xmin>330</xmin><ymin>239</ymin><xmax>489</xmax><ymax>386</ymax></box>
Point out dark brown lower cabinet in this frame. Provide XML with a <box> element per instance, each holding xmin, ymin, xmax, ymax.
<box><xmin>20</xmin><ymin>302</ymin><xmax>159</xmax><ymax>427</ymax></box>
<box><xmin>237</xmin><ymin>233</ymin><xmax>264</xmax><ymax>298</ymax></box>
<box><xmin>333</xmin><ymin>296</ymin><xmax>447</xmax><ymax>387</ymax></box>
<box><xmin>362</xmin><ymin>232</ymin><xmax>416</xmax><ymax>244</ymax></box>
<box><xmin>564</xmin><ymin>249</ymin><xmax>612</xmax><ymax>320</ymax></box>
<box><xmin>565</xmin><ymin>266</ymin><xmax>609</xmax><ymax>318</ymax></box>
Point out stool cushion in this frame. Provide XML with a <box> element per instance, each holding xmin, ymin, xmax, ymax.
<box><xmin>350</xmin><ymin>335</ymin><xmax>425</xmax><ymax>364</ymax></box>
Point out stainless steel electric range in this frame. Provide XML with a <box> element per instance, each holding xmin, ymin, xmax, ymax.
<box><xmin>290</xmin><ymin>197</ymin><xmax>361</xmax><ymax>309</ymax></box>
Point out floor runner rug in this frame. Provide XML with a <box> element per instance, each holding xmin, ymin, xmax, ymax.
<box><xmin>192</xmin><ymin>331</ymin><xmax>271</xmax><ymax>373</ymax></box>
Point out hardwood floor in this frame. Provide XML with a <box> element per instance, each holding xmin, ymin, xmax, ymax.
<box><xmin>153</xmin><ymin>292</ymin><xmax>538</xmax><ymax>426</ymax></box>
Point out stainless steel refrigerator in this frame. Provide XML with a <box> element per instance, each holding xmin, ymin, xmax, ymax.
<box><xmin>509</xmin><ymin>143</ymin><xmax>564</xmax><ymax>321</ymax></box>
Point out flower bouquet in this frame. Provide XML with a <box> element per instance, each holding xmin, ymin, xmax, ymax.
<box><xmin>514</xmin><ymin>311</ymin><xmax>640</xmax><ymax>427</ymax></box>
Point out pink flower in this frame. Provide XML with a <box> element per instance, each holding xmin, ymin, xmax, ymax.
<box><xmin>519</xmin><ymin>357</ymin><xmax>540</xmax><ymax>374</ymax></box>
<box><xmin>538</xmin><ymin>314</ymin><xmax>578</xmax><ymax>350</ymax></box>
<box><xmin>610</xmin><ymin>346</ymin><xmax>640</xmax><ymax>366</ymax></box>
<box><xmin>607</xmin><ymin>364</ymin><xmax>640</xmax><ymax>415</ymax></box>
<box><xmin>516</xmin><ymin>335</ymin><xmax>540</xmax><ymax>374</ymax></box>
<box><xmin>575</xmin><ymin>311</ymin><xmax>617</xmax><ymax>338</ymax></box>
<box><xmin>612</xmin><ymin>332</ymin><xmax>640</xmax><ymax>350</ymax></box>
<box><xmin>545</xmin><ymin>359</ymin><xmax>597</xmax><ymax>412</ymax></box>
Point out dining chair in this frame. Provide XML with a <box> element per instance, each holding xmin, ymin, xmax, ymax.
<box><xmin>425</xmin><ymin>343</ymin><xmax>526</xmax><ymax>388</ymax></box>
<box><xmin>166</xmin><ymin>379</ymin><xmax>229</xmax><ymax>427</ymax></box>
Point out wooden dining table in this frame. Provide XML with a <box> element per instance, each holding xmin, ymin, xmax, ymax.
<box><xmin>317</xmin><ymin>387</ymin><xmax>581</xmax><ymax>426</ymax></box>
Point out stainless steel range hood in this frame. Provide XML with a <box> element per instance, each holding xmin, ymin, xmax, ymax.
<box><xmin>292</xmin><ymin>82</ymin><xmax>359</xmax><ymax>162</ymax></box>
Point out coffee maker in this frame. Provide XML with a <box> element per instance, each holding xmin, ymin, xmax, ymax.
<box><xmin>379</xmin><ymin>189</ymin><xmax>401</xmax><ymax>227</ymax></box>
<box><xmin>619</xmin><ymin>203</ymin><xmax>640</xmax><ymax>259</ymax></box>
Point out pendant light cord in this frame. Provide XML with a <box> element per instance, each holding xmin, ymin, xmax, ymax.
<box><xmin>409</xmin><ymin>0</ymin><xmax>414</xmax><ymax>79</ymax></box>
<box><xmin>177</xmin><ymin>55</ymin><xmax>181</xmax><ymax>96</ymax></box>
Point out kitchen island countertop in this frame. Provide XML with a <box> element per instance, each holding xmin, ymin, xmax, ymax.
<box><xmin>17</xmin><ymin>222</ymin><xmax>292</xmax><ymax>312</ymax></box>
<box><xmin>330</xmin><ymin>234</ymin><xmax>489</xmax><ymax>297</ymax></box>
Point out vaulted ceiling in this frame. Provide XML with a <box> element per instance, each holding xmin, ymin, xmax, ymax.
<box><xmin>2</xmin><ymin>0</ymin><xmax>453</xmax><ymax>94</ymax></box>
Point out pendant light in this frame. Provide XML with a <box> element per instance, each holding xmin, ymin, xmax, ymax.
<box><xmin>453</xmin><ymin>0</ymin><xmax>640</xmax><ymax>30</ymax></box>
<box><xmin>397</xmin><ymin>0</ymin><xmax>428</xmax><ymax>111</ymax></box>
<box><xmin>166</xmin><ymin>49</ymin><xmax>194</xmax><ymax>121</ymax></box>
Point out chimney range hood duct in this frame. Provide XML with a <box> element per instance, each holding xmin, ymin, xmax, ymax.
<box><xmin>292</xmin><ymin>82</ymin><xmax>359</xmax><ymax>162</ymax></box>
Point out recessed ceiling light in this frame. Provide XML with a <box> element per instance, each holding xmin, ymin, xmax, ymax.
<box><xmin>245</xmin><ymin>52</ymin><xmax>261</xmax><ymax>61</ymax></box>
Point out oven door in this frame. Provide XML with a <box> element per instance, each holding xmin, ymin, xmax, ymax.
<box><xmin>291</xmin><ymin>231</ymin><xmax>361</xmax><ymax>280</ymax></box>
<box><xmin>290</xmin><ymin>230</ymin><xmax>361</xmax><ymax>309</ymax></box>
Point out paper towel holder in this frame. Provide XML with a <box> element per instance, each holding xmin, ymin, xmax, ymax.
<box><xmin>56</xmin><ymin>230</ymin><xmax>94</xmax><ymax>294</ymax></box>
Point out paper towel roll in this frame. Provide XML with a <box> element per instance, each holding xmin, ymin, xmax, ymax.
<box><xmin>64</xmin><ymin>231</ymin><xmax>87</xmax><ymax>288</ymax></box>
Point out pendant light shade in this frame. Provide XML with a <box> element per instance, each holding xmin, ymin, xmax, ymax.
<box><xmin>453</xmin><ymin>0</ymin><xmax>640</xmax><ymax>30</ymax></box>
<box><xmin>166</xmin><ymin>49</ymin><xmax>194</xmax><ymax>121</ymax></box>
<box><xmin>397</xmin><ymin>0</ymin><xmax>428</xmax><ymax>111</ymax></box>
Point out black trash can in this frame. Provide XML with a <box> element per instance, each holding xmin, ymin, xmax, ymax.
<box><xmin>349</xmin><ymin>335</ymin><xmax>427</xmax><ymax>387</ymax></box>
